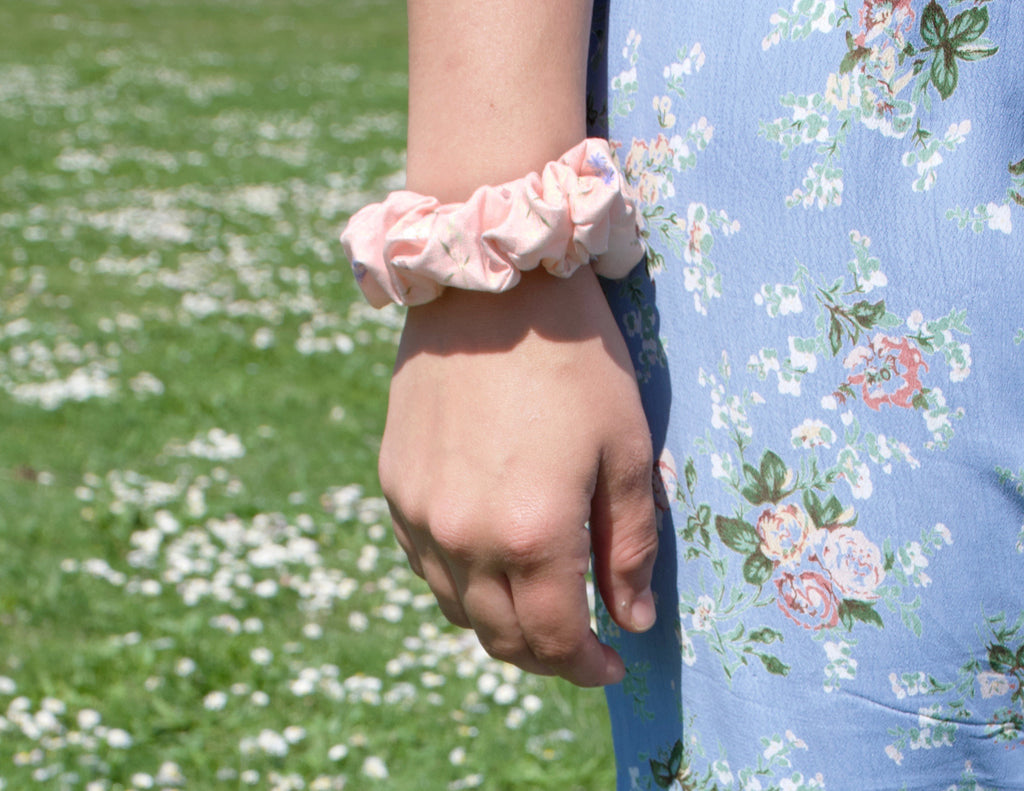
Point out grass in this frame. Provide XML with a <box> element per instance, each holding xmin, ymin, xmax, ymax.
<box><xmin>0</xmin><ymin>0</ymin><xmax>615</xmax><ymax>788</ymax></box>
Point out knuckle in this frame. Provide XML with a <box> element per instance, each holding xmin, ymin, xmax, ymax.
<box><xmin>435</xmin><ymin>599</ymin><xmax>470</xmax><ymax>629</ymax></box>
<box><xmin>429</xmin><ymin>514</ymin><xmax>480</xmax><ymax>562</ymax></box>
<box><xmin>377</xmin><ymin>448</ymin><xmax>409</xmax><ymax>505</ymax></box>
<box><xmin>378</xmin><ymin>452</ymin><xmax>438</xmax><ymax>532</ymax></box>
<box><xmin>401</xmin><ymin>550</ymin><xmax>426</xmax><ymax>580</ymax></box>
<box><xmin>378</xmin><ymin>480</ymin><xmax>419</xmax><ymax>533</ymax></box>
<box><xmin>615</xmin><ymin>437</ymin><xmax>656</xmax><ymax>491</ymax></box>
<box><xmin>497</xmin><ymin>525</ymin><xmax>551</xmax><ymax>568</ymax></box>
<box><xmin>499</xmin><ymin>496</ymin><xmax>585</xmax><ymax>568</ymax></box>
<box><xmin>613</xmin><ymin>529</ymin><xmax>659</xmax><ymax>576</ymax></box>
<box><xmin>423</xmin><ymin>504</ymin><xmax>487</xmax><ymax>565</ymax></box>
<box><xmin>529</xmin><ymin>633</ymin><xmax>583</xmax><ymax>667</ymax></box>
<box><xmin>393</xmin><ymin>535</ymin><xmax>417</xmax><ymax>565</ymax></box>
<box><xmin>376</xmin><ymin>453</ymin><xmax>395</xmax><ymax>494</ymax></box>
<box><xmin>481</xmin><ymin>635</ymin><xmax>524</xmax><ymax>663</ymax></box>
<box><xmin>408</xmin><ymin>564</ymin><xmax>426</xmax><ymax>581</ymax></box>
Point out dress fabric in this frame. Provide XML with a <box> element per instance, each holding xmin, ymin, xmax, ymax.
<box><xmin>587</xmin><ymin>3</ymin><xmax>1024</xmax><ymax>789</ymax></box>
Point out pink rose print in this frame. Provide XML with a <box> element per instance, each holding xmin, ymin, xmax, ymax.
<box><xmin>756</xmin><ymin>504</ymin><xmax>814</xmax><ymax>567</ymax></box>
<box><xmin>774</xmin><ymin>567</ymin><xmax>840</xmax><ymax>631</ymax></box>
<box><xmin>840</xmin><ymin>334</ymin><xmax>928</xmax><ymax>410</ymax></box>
<box><xmin>856</xmin><ymin>0</ymin><xmax>915</xmax><ymax>47</ymax></box>
<box><xmin>819</xmin><ymin>526</ymin><xmax>886</xmax><ymax>601</ymax></box>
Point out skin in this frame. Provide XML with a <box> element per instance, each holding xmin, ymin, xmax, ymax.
<box><xmin>380</xmin><ymin>0</ymin><xmax>659</xmax><ymax>688</ymax></box>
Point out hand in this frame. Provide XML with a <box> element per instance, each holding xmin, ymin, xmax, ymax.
<box><xmin>378</xmin><ymin>267</ymin><xmax>658</xmax><ymax>687</ymax></box>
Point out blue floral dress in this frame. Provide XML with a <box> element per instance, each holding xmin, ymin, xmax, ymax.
<box><xmin>587</xmin><ymin>3</ymin><xmax>1024</xmax><ymax>789</ymax></box>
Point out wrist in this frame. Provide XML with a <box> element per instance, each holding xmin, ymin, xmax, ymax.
<box><xmin>400</xmin><ymin>267</ymin><xmax>613</xmax><ymax>359</ymax></box>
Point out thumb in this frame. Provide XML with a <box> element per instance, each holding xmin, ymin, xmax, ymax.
<box><xmin>589</xmin><ymin>441</ymin><xmax>659</xmax><ymax>634</ymax></box>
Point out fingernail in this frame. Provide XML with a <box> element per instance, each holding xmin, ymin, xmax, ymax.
<box><xmin>630</xmin><ymin>590</ymin><xmax>656</xmax><ymax>632</ymax></box>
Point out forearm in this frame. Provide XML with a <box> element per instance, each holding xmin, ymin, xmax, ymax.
<box><xmin>406</xmin><ymin>0</ymin><xmax>594</xmax><ymax>202</ymax></box>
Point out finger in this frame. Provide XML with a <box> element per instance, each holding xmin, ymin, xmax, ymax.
<box><xmin>382</xmin><ymin>491</ymin><xmax>429</xmax><ymax>580</ymax></box>
<box><xmin>391</xmin><ymin>520</ymin><xmax>425</xmax><ymax>579</ymax></box>
<box><xmin>419</xmin><ymin>552</ymin><xmax>471</xmax><ymax>628</ymax></box>
<box><xmin>399</xmin><ymin>520</ymin><xmax>471</xmax><ymax>628</ymax></box>
<box><xmin>508</xmin><ymin>546</ymin><xmax>625</xmax><ymax>687</ymax></box>
<box><xmin>590</xmin><ymin>438</ymin><xmax>659</xmax><ymax>634</ymax></box>
<box><xmin>455</xmin><ymin>570</ymin><xmax>554</xmax><ymax>677</ymax></box>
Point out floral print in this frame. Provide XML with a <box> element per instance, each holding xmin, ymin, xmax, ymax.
<box><xmin>819</xmin><ymin>525</ymin><xmax>886</xmax><ymax>599</ymax></box>
<box><xmin>759</xmin><ymin>0</ymin><xmax>1006</xmax><ymax>215</ymax></box>
<box><xmin>757</xmin><ymin>503</ymin><xmax>815</xmax><ymax>567</ymax></box>
<box><xmin>948</xmin><ymin>156</ymin><xmax>1024</xmax><ymax>234</ymax></box>
<box><xmin>610</xmin><ymin>30</ymin><xmax>737</xmax><ymax>310</ymax></box>
<box><xmin>884</xmin><ymin>612</ymin><xmax>1024</xmax><ymax>763</ymax></box>
<box><xmin>646</xmin><ymin>728</ymin><xmax>824</xmax><ymax>791</ymax></box>
<box><xmin>590</xmin><ymin>1</ymin><xmax>1023</xmax><ymax>789</ymax></box>
<box><xmin>842</xmin><ymin>334</ymin><xmax>928</xmax><ymax>410</ymax></box>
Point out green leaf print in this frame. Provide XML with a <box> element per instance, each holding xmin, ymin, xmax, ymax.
<box><xmin>988</xmin><ymin>643</ymin><xmax>1016</xmax><ymax>674</ymax></box>
<box><xmin>839</xmin><ymin>599</ymin><xmax>884</xmax><ymax>630</ymax></box>
<box><xmin>760</xmin><ymin>449</ymin><xmax>790</xmax><ymax>501</ymax></box>
<box><xmin>946</xmin><ymin>6</ymin><xmax>988</xmax><ymax>46</ymax></box>
<box><xmin>757</xmin><ymin>652</ymin><xmax>790</xmax><ymax>676</ymax></box>
<box><xmin>1009</xmin><ymin>157</ymin><xmax>1024</xmax><ymax>177</ymax></box>
<box><xmin>748</xmin><ymin>627</ymin><xmax>783</xmax><ymax>644</ymax></box>
<box><xmin>668</xmin><ymin>739</ymin><xmax>683</xmax><ymax>775</ymax></box>
<box><xmin>649</xmin><ymin>739</ymin><xmax>684</xmax><ymax>790</ymax></box>
<box><xmin>764</xmin><ymin>2</ymin><xmax>999</xmax><ymax>207</ymax></box>
<box><xmin>849</xmin><ymin>299</ymin><xmax>887</xmax><ymax>329</ymax></box>
<box><xmin>684</xmin><ymin>509</ymin><xmax>713</xmax><ymax>550</ymax></box>
<box><xmin>649</xmin><ymin>758</ymin><xmax>674</xmax><ymax>789</ymax></box>
<box><xmin>957</xmin><ymin>41</ymin><xmax>999</xmax><ymax>62</ymax></box>
<box><xmin>738</xmin><ymin>449</ymin><xmax>792</xmax><ymax>504</ymax></box>
<box><xmin>920</xmin><ymin>2</ymin><xmax>948</xmax><ymax>48</ymax></box>
<box><xmin>715</xmin><ymin>515</ymin><xmax>760</xmax><ymax>555</ymax></box>
<box><xmin>840</xmin><ymin>30</ymin><xmax>870</xmax><ymax>74</ymax></box>
<box><xmin>919</xmin><ymin>3</ymin><xmax>996</xmax><ymax>101</ymax></box>
<box><xmin>743</xmin><ymin>550</ymin><xmax>774</xmax><ymax>586</ymax></box>
<box><xmin>684</xmin><ymin>457</ymin><xmax>698</xmax><ymax>493</ymax></box>
<box><xmin>740</xmin><ymin>464</ymin><xmax>765</xmax><ymax>505</ymax></box>
<box><xmin>803</xmin><ymin>489</ymin><xmax>845</xmax><ymax>528</ymax></box>
<box><xmin>821</xmin><ymin>295</ymin><xmax>888</xmax><ymax>356</ymax></box>
<box><xmin>931</xmin><ymin>45</ymin><xmax>959</xmax><ymax>100</ymax></box>
<box><xmin>828</xmin><ymin>314</ymin><xmax>844</xmax><ymax>356</ymax></box>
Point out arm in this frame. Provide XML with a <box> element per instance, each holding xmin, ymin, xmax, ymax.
<box><xmin>379</xmin><ymin>0</ymin><xmax>658</xmax><ymax>688</ymax></box>
<box><xmin>406</xmin><ymin>0</ymin><xmax>593</xmax><ymax>200</ymax></box>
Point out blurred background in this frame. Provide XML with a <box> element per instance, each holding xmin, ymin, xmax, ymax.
<box><xmin>0</xmin><ymin>0</ymin><xmax>613</xmax><ymax>788</ymax></box>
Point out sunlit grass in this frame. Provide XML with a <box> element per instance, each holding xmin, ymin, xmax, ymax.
<box><xmin>0</xmin><ymin>0</ymin><xmax>614</xmax><ymax>788</ymax></box>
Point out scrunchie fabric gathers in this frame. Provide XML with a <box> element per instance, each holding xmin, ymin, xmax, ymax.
<box><xmin>339</xmin><ymin>138</ymin><xmax>644</xmax><ymax>307</ymax></box>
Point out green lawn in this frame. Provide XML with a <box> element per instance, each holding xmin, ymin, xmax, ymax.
<box><xmin>0</xmin><ymin>1</ymin><xmax>614</xmax><ymax>788</ymax></box>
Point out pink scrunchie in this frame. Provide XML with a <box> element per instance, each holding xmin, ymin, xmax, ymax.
<box><xmin>340</xmin><ymin>138</ymin><xmax>644</xmax><ymax>307</ymax></box>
